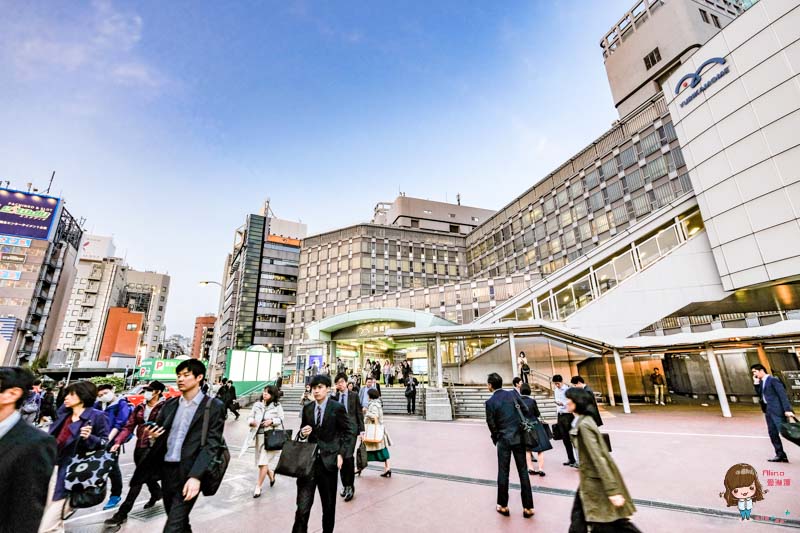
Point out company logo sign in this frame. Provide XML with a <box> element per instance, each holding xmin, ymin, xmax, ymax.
<box><xmin>0</xmin><ymin>270</ymin><xmax>22</xmax><ymax>281</ymax></box>
<box><xmin>675</xmin><ymin>57</ymin><xmax>730</xmax><ymax>108</ymax></box>
<box><xmin>0</xmin><ymin>253</ymin><xmax>26</xmax><ymax>264</ymax></box>
<box><xmin>0</xmin><ymin>190</ymin><xmax>60</xmax><ymax>240</ymax></box>
<box><xmin>0</xmin><ymin>236</ymin><xmax>32</xmax><ymax>248</ymax></box>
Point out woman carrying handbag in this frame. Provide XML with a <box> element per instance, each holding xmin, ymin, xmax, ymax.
<box><xmin>247</xmin><ymin>385</ymin><xmax>285</xmax><ymax>498</ymax></box>
<box><xmin>363</xmin><ymin>389</ymin><xmax>392</xmax><ymax>477</ymax></box>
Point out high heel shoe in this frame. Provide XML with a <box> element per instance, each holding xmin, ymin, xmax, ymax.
<box><xmin>380</xmin><ymin>470</ymin><xmax>392</xmax><ymax>478</ymax></box>
<box><xmin>496</xmin><ymin>506</ymin><xmax>510</xmax><ymax>517</ymax></box>
<box><xmin>523</xmin><ymin>508</ymin><xmax>535</xmax><ymax>519</ymax></box>
<box><xmin>269</xmin><ymin>475</ymin><xmax>276</xmax><ymax>487</ymax></box>
<box><xmin>253</xmin><ymin>486</ymin><xmax>262</xmax><ymax>498</ymax></box>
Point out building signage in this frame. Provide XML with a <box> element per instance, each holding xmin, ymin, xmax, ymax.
<box><xmin>0</xmin><ymin>270</ymin><xmax>22</xmax><ymax>281</ymax></box>
<box><xmin>675</xmin><ymin>57</ymin><xmax>730</xmax><ymax>108</ymax></box>
<box><xmin>0</xmin><ymin>190</ymin><xmax>61</xmax><ymax>240</ymax></box>
<box><xmin>137</xmin><ymin>357</ymin><xmax>202</xmax><ymax>381</ymax></box>
<box><xmin>0</xmin><ymin>235</ymin><xmax>32</xmax><ymax>248</ymax></box>
<box><xmin>0</xmin><ymin>253</ymin><xmax>26</xmax><ymax>264</ymax></box>
<box><xmin>267</xmin><ymin>234</ymin><xmax>302</xmax><ymax>247</ymax></box>
<box><xmin>79</xmin><ymin>235</ymin><xmax>115</xmax><ymax>262</ymax></box>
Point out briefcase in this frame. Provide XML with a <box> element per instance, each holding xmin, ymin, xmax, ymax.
<box><xmin>781</xmin><ymin>419</ymin><xmax>800</xmax><ymax>447</ymax></box>
<box><xmin>275</xmin><ymin>436</ymin><xmax>318</xmax><ymax>479</ymax></box>
<box><xmin>356</xmin><ymin>441</ymin><xmax>368</xmax><ymax>471</ymax></box>
<box><xmin>551</xmin><ymin>423</ymin><xmax>564</xmax><ymax>441</ymax></box>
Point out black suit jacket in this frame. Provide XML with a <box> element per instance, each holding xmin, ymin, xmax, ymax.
<box><xmin>151</xmin><ymin>394</ymin><xmax>226</xmax><ymax>480</ymax></box>
<box><xmin>485</xmin><ymin>389</ymin><xmax>528</xmax><ymax>446</ymax></box>
<box><xmin>0</xmin><ymin>418</ymin><xmax>57</xmax><ymax>533</ymax></box>
<box><xmin>755</xmin><ymin>375</ymin><xmax>793</xmax><ymax>416</ymax></box>
<box><xmin>301</xmin><ymin>400</ymin><xmax>354</xmax><ymax>471</ymax></box>
<box><xmin>333</xmin><ymin>391</ymin><xmax>364</xmax><ymax>451</ymax></box>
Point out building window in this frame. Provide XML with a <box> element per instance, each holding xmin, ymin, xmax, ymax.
<box><xmin>410</xmin><ymin>219</ymin><xmax>419</xmax><ymax>228</ymax></box>
<box><xmin>423</xmin><ymin>210</ymin><xmax>432</xmax><ymax>215</ymax></box>
<box><xmin>471</xmin><ymin>216</ymin><xmax>479</xmax><ymax>222</ymax></box>
<box><xmin>449</xmin><ymin>213</ymin><xmax>456</xmax><ymax>218</ymax></box>
<box><xmin>643</xmin><ymin>47</ymin><xmax>661</xmax><ymax>70</ymax></box>
<box><xmin>126</xmin><ymin>323</ymin><xmax>137</xmax><ymax>331</ymax></box>
<box><xmin>711</xmin><ymin>13</ymin><xmax>721</xmax><ymax>28</ymax></box>
<box><xmin>449</xmin><ymin>225</ymin><xmax>460</xmax><ymax>234</ymax></box>
<box><xmin>699</xmin><ymin>9</ymin><xmax>709</xmax><ymax>23</ymax></box>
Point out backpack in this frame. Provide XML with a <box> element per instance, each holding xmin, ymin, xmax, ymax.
<box><xmin>21</xmin><ymin>391</ymin><xmax>41</xmax><ymax>417</ymax></box>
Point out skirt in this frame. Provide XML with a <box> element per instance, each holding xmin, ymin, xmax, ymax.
<box><xmin>254</xmin><ymin>432</ymin><xmax>282</xmax><ymax>469</ymax></box>
<box><xmin>528</xmin><ymin>421</ymin><xmax>554</xmax><ymax>453</ymax></box>
<box><xmin>367</xmin><ymin>448</ymin><xmax>390</xmax><ymax>462</ymax></box>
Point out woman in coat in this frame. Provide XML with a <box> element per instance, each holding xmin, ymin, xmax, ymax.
<box><xmin>248</xmin><ymin>385</ymin><xmax>285</xmax><ymax>498</ymax></box>
<box><xmin>41</xmin><ymin>380</ymin><xmax>109</xmax><ymax>533</ymax></box>
<box><xmin>565</xmin><ymin>388</ymin><xmax>639</xmax><ymax>533</ymax></box>
<box><xmin>364</xmin><ymin>388</ymin><xmax>392</xmax><ymax>477</ymax></box>
<box><xmin>519</xmin><ymin>384</ymin><xmax>553</xmax><ymax>476</ymax></box>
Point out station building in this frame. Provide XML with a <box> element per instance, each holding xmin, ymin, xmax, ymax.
<box><xmin>284</xmin><ymin>0</ymin><xmax>800</xmax><ymax>416</ymax></box>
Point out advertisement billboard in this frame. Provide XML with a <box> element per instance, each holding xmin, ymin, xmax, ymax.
<box><xmin>137</xmin><ymin>358</ymin><xmax>205</xmax><ymax>381</ymax></box>
<box><xmin>0</xmin><ymin>189</ymin><xmax>61</xmax><ymax>240</ymax></box>
<box><xmin>79</xmin><ymin>235</ymin><xmax>115</xmax><ymax>262</ymax></box>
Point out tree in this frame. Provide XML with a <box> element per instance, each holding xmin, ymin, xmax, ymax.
<box><xmin>89</xmin><ymin>376</ymin><xmax>126</xmax><ymax>393</ymax></box>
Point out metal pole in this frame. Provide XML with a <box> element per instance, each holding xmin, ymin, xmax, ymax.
<box><xmin>612</xmin><ymin>349</ymin><xmax>630</xmax><ymax>414</ymax></box>
<box><xmin>435</xmin><ymin>333</ymin><xmax>443</xmax><ymax>388</ymax></box>
<box><xmin>508</xmin><ymin>330</ymin><xmax>518</xmax><ymax>379</ymax></box>
<box><xmin>603</xmin><ymin>352</ymin><xmax>616</xmax><ymax>406</ymax></box>
<box><xmin>65</xmin><ymin>356</ymin><xmax>75</xmax><ymax>385</ymax></box>
<box><xmin>705</xmin><ymin>344</ymin><xmax>732</xmax><ymax>418</ymax></box>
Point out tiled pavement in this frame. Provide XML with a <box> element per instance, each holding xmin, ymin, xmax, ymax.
<box><xmin>64</xmin><ymin>402</ymin><xmax>800</xmax><ymax>532</ymax></box>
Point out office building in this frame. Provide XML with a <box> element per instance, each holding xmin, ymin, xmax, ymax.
<box><xmin>56</xmin><ymin>235</ymin><xmax>128</xmax><ymax>362</ymax></box>
<box><xmin>98</xmin><ymin>307</ymin><xmax>144</xmax><ymax>361</ymax></box>
<box><xmin>0</xmin><ymin>188</ymin><xmax>82</xmax><ymax>365</ymax></box>
<box><xmin>191</xmin><ymin>314</ymin><xmax>216</xmax><ymax>360</ymax></box>
<box><xmin>215</xmin><ymin>201</ymin><xmax>307</xmax><ymax>375</ymax></box>
<box><xmin>125</xmin><ymin>269</ymin><xmax>170</xmax><ymax>359</ymax></box>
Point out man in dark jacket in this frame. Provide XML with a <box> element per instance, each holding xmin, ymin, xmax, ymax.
<box><xmin>0</xmin><ymin>367</ymin><xmax>57</xmax><ymax>533</ymax></box>
<box><xmin>220</xmin><ymin>378</ymin><xmax>240</xmax><ymax>420</ymax></box>
<box><xmin>485</xmin><ymin>372</ymin><xmax>534</xmax><ymax>518</ymax></box>
<box><xmin>293</xmin><ymin>374</ymin><xmax>354</xmax><ymax>533</ymax></box>
<box><xmin>332</xmin><ymin>372</ymin><xmax>364</xmax><ymax>502</ymax></box>
<box><xmin>752</xmin><ymin>364</ymin><xmax>795</xmax><ymax>462</ymax></box>
<box><xmin>570</xmin><ymin>376</ymin><xmax>603</xmax><ymax>427</ymax></box>
<box><xmin>104</xmin><ymin>381</ymin><xmax>168</xmax><ymax>529</ymax></box>
<box><xmin>95</xmin><ymin>383</ymin><xmax>132</xmax><ymax>510</ymax></box>
<box><xmin>404</xmin><ymin>374</ymin><xmax>419</xmax><ymax>414</ymax></box>
<box><xmin>146</xmin><ymin>360</ymin><xmax>226</xmax><ymax>533</ymax></box>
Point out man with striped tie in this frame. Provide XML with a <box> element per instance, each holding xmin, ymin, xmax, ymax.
<box><xmin>293</xmin><ymin>374</ymin><xmax>354</xmax><ymax>533</ymax></box>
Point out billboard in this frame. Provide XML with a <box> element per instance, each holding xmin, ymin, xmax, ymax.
<box><xmin>79</xmin><ymin>235</ymin><xmax>115</xmax><ymax>262</ymax></box>
<box><xmin>0</xmin><ymin>189</ymin><xmax>61</xmax><ymax>240</ymax></box>
<box><xmin>137</xmin><ymin>358</ymin><xmax>205</xmax><ymax>381</ymax></box>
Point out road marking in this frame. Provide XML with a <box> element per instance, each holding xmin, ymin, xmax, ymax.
<box><xmin>603</xmin><ymin>429</ymin><xmax>768</xmax><ymax>439</ymax></box>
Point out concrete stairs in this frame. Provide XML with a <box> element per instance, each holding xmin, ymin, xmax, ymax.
<box><xmin>277</xmin><ymin>384</ymin><xmax>421</xmax><ymax>416</ymax></box>
<box><xmin>451</xmin><ymin>387</ymin><xmax>557</xmax><ymax>421</ymax></box>
<box><xmin>278</xmin><ymin>386</ymin><xmax>306</xmax><ymax>412</ymax></box>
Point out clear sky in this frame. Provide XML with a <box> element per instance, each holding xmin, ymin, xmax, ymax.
<box><xmin>0</xmin><ymin>0</ymin><xmax>632</xmax><ymax>337</ymax></box>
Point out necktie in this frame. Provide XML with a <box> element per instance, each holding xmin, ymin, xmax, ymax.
<box><xmin>316</xmin><ymin>405</ymin><xmax>322</xmax><ymax>427</ymax></box>
<box><xmin>342</xmin><ymin>393</ymin><xmax>348</xmax><ymax>414</ymax></box>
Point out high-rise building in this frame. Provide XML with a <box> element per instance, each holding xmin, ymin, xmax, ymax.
<box><xmin>124</xmin><ymin>270</ymin><xmax>170</xmax><ymax>359</ymax></box>
<box><xmin>56</xmin><ymin>235</ymin><xmax>128</xmax><ymax>362</ymax></box>
<box><xmin>0</xmin><ymin>188</ymin><xmax>82</xmax><ymax>365</ymax></box>
<box><xmin>191</xmin><ymin>314</ymin><xmax>216</xmax><ymax>360</ymax></box>
<box><xmin>215</xmin><ymin>202</ymin><xmax>306</xmax><ymax>375</ymax></box>
<box><xmin>98</xmin><ymin>307</ymin><xmax>144</xmax><ymax>360</ymax></box>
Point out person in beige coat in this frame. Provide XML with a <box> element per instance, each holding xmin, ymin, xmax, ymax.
<box><xmin>247</xmin><ymin>385</ymin><xmax>285</xmax><ymax>498</ymax></box>
<box><xmin>566</xmin><ymin>388</ymin><xmax>639</xmax><ymax>533</ymax></box>
<box><xmin>363</xmin><ymin>389</ymin><xmax>392</xmax><ymax>477</ymax></box>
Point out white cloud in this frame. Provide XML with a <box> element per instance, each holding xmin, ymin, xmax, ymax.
<box><xmin>112</xmin><ymin>62</ymin><xmax>162</xmax><ymax>88</ymax></box>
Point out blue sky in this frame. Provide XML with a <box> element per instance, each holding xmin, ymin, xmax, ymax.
<box><xmin>0</xmin><ymin>0</ymin><xmax>632</xmax><ymax>336</ymax></box>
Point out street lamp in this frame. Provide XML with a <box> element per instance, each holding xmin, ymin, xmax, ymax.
<box><xmin>199</xmin><ymin>280</ymin><xmax>222</xmax><ymax>287</ymax></box>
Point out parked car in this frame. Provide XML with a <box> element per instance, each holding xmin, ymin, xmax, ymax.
<box><xmin>125</xmin><ymin>383</ymin><xmax>181</xmax><ymax>406</ymax></box>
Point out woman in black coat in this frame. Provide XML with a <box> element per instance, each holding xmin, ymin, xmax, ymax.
<box><xmin>519</xmin><ymin>384</ymin><xmax>553</xmax><ymax>476</ymax></box>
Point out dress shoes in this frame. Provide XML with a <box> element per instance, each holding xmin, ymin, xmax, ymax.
<box><xmin>344</xmin><ymin>486</ymin><xmax>355</xmax><ymax>502</ymax></box>
<box><xmin>767</xmin><ymin>456</ymin><xmax>789</xmax><ymax>463</ymax></box>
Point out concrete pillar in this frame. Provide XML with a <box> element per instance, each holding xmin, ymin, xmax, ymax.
<box><xmin>612</xmin><ymin>349</ymin><xmax>630</xmax><ymax>414</ymax></box>
<box><xmin>435</xmin><ymin>333</ymin><xmax>443</xmax><ymax>388</ymax></box>
<box><xmin>330</xmin><ymin>341</ymin><xmax>337</xmax><ymax>366</ymax></box>
<box><xmin>508</xmin><ymin>330</ymin><xmax>518</xmax><ymax>379</ymax></box>
<box><xmin>756</xmin><ymin>344</ymin><xmax>772</xmax><ymax>374</ymax></box>
<box><xmin>603</xmin><ymin>352</ymin><xmax>616</xmax><ymax>406</ymax></box>
<box><xmin>705</xmin><ymin>344</ymin><xmax>732</xmax><ymax>418</ymax></box>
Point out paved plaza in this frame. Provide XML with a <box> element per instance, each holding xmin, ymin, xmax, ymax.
<box><xmin>62</xmin><ymin>401</ymin><xmax>800</xmax><ymax>533</ymax></box>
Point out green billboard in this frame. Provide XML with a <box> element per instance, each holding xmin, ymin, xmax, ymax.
<box><xmin>137</xmin><ymin>358</ymin><xmax>205</xmax><ymax>381</ymax></box>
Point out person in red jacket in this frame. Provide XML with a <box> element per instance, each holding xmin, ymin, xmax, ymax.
<box><xmin>103</xmin><ymin>381</ymin><xmax>167</xmax><ymax>530</ymax></box>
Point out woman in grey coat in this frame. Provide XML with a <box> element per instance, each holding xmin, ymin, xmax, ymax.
<box><xmin>247</xmin><ymin>385</ymin><xmax>285</xmax><ymax>498</ymax></box>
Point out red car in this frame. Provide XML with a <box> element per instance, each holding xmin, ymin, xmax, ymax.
<box><xmin>124</xmin><ymin>383</ymin><xmax>181</xmax><ymax>407</ymax></box>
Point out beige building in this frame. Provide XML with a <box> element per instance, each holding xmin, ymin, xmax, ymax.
<box><xmin>125</xmin><ymin>270</ymin><xmax>170</xmax><ymax>359</ymax></box>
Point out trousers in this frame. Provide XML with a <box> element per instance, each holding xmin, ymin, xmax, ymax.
<box><xmin>569</xmin><ymin>493</ymin><xmax>641</xmax><ymax>533</ymax></box>
<box><xmin>292</xmin><ymin>457</ymin><xmax>338</xmax><ymax>533</ymax></box>
<box><xmin>557</xmin><ymin>413</ymin><xmax>577</xmax><ymax>464</ymax></box>
<box><xmin>109</xmin><ymin>452</ymin><xmax>123</xmax><ymax>497</ymax></box>
<box><xmin>496</xmin><ymin>439</ymin><xmax>534</xmax><ymax>509</ymax></box>
<box><xmin>161</xmin><ymin>462</ymin><xmax>199</xmax><ymax>533</ymax></box>
<box><xmin>118</xmin><ymin>447</ymin><xmax>162</xmax><ymax>517</ymax></box>
<box><xmin>406</xmin><ymin>393</ymin><xmax>416</xmax><ymax>414</ymax></box>
<box><xmin>765</xmin><ymin>412</ymin><xmax>787</xmax><ymax>458</ymax></box>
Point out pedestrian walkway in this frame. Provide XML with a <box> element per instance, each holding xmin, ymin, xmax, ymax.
<box><xmin>64</xmin><ymin>403</ymin><xmax>799</xmax><ymax>532</ymax></box>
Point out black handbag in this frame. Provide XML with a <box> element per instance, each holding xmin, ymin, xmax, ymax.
<box><xmin>199</xmin><ymin>400</ymin><xmax>231</xmax><ymax>497</ymax></box>
<box><xmin>275</xmin><ymin>434</ymin><xmax>318</xmax><ymax>479</ymax></box>
<box><xmin>602</xmin><ymin>432</ymin><xmax>612</xmax><ymax>452</ymax></box>
<box><xmin>543</xmin><ymin>420</ymin><xmax>554</xmax><ymax>440</ymax></box>
<box><xmin>514</xmin><ymin>400</ymin><xmax>539</xmax><ymax>449</ymax></box>
<box><xmin>552</xmin><ymin>422</ymin><xmax>564</xmax><ymax>441</ymax></box>
<box><xmin>265</xmin><ymin>419</ymin><xmax>293</xmax><ymax>451</ymax></box>
<box><xmin>356</xmin><ymin>441</ymin><xmax>368</xmax><ymax>471</ymax></box>
<box><xmin>781</xmin><ymin>418</ymin><xmax>800</xmax><ymax>447</ymax></box>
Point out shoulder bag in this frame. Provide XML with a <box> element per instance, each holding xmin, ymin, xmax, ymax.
<box><xmin>275</xmin><ymin>433</ymin><xmax>318</xmax><ymax>478</ymax></box>
<box><xmin>363</xmin><ymin>422</ymin><xmax>385</xmax><ymax>444</ymax></box>
<box><xmin>63</xmin><ymin>421</ymin><xmax>112</xmax><ymax>517</ymax></box>
<box><xmin>780</xmin><ymin>415</ymin><xmax>800</xmax><ymax>447</ymax></box>
<box><xmin>514</xmin><ymin>399</ymin><xmax>539</xmax><ymax>449</ymax></box>
<box><xmin>356</xmin><ymin>440</ymin><xmax>368</xmax><ymax>471</ymax></box>
<box><xmin>265</xmin><ymin>416</ymin><xmax>293</xmax><ymax>451</ymax></box>
<box><xmin>200</xmin><ymin>400</ymin><xmax>231</xmax><ymax>497</ymax></box>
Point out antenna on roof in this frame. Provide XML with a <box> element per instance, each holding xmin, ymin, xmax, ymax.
<box><xmin>46</xmin><ymin>171</ymin><xmax>55</xmax><ymax>194</ymax></box>
<box><xmin>457</xmin><ymin>193</ymin><xmax>461</xmax><ymax>206</ymax></box>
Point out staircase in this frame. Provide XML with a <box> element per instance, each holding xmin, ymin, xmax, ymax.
<box><xmin>277</xmin><ymin>384</ymin><xmax>421</xmax><ymax>416</ymax></box>
<box><xmin>451</xmin><ymin>387</ymin><xmax>558</xmax><ymax>421</ymax></box>
<box><xmin>279</xmin><ymin>385</ymin><xmax>307</xmax><ymax>412</ymax></box>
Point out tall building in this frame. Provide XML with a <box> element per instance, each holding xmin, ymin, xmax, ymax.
<box><xmin>0</xmin><ymin>188</ymin><xmax>82</xmax><ymax>365</ymax></box>
<box><xmin>56</xmin><ymin>235</ymin><xmax>128</xmax><ymax>362</ymax></box>
<box><xmin>215</xmin><ymin>202</ymin><xmax>306</xmax><ymax>375</ymax></box>
<box><xmin>124</xmin><ymin>270</ymin><xmax>170</xmax><ymax>359</ymax></box>
<box><xmin>98</xmin><ymin>307</ymin><xmax>144</xmax><ymax>361</ymax></box>
<box><xmin>191</xmin><ymin>314</ymin><xmax>216</xmax><ymax>360</ymax></box>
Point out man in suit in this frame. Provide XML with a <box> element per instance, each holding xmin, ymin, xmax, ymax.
<box><xmin>146</xmin><ymin>359</ymin><xmax>226</xmax><ymax>533</ymax></box>
<box><xmin>485</xmin><ymin>372</ymin><xmax>534</xmax><ymax>518</ymax></box>
<box><xmin>0</xmin><ymin>366</ymin><xmax>57</xmax><ymax>533</ymax></box>
<box><xmin>751</xmin><ymin>364</ymin><xmax>795</xmax><ymax>462</ymax></box>
<box><xmin>570</xmin><ymin>376</ymin><xmax>603</xmax><ymax>427</ymax></box>
<box><xmin>404</xmin><ymin>374</ymin><xmax>419</xmax><ymax>414</ymax></box>
<box><xmin>293</xmin><ymin>374</ymin><xmax>354</xmax><ymax>533</ymax></box>
<box><xmin>333</xmin><ymin>372</ymin><xmax>364</xmax><ymax>502</ymax></box>
<box><xmin>359</xmin><ymin>376</ymin><xmax>378</xmax><ymax>413</ymax></box>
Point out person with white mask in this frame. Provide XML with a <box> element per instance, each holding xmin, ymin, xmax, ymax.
<box><xmin>93</xmin><ymin>383</ymin><xmax>131</xmax><ymax>511</ymax></box>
